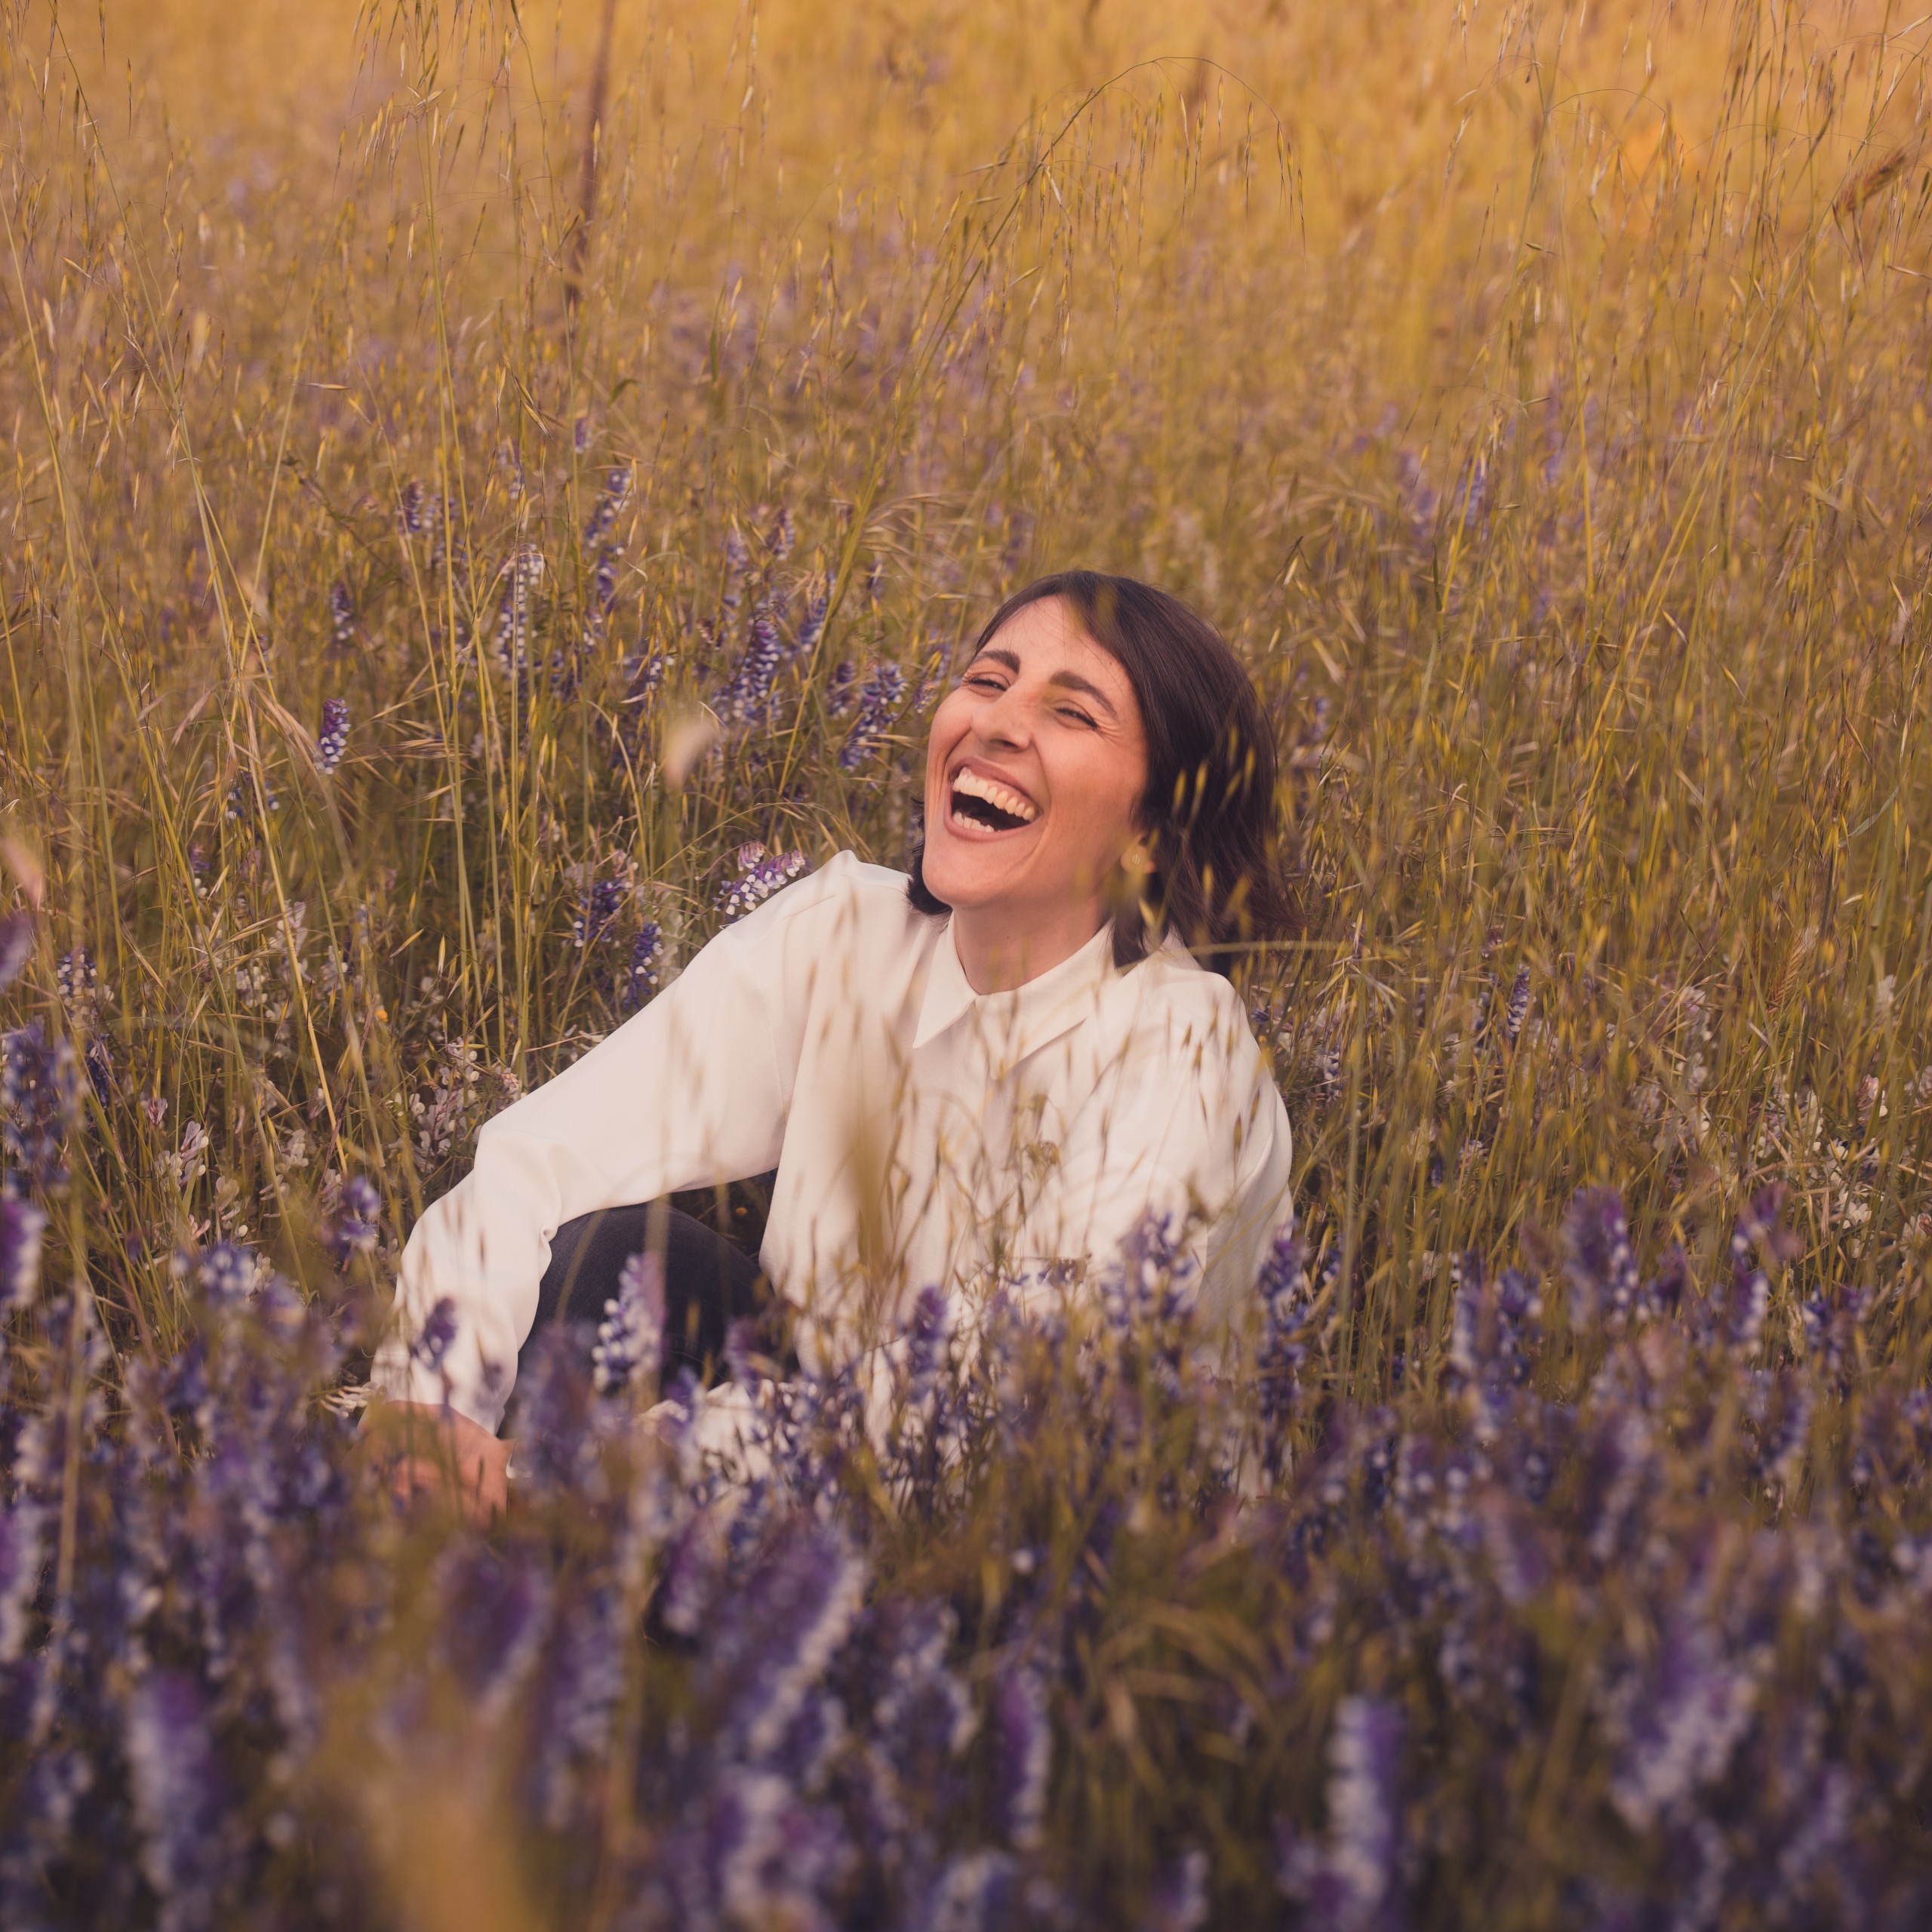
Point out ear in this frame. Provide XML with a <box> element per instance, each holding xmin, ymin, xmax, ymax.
<box><xmin>1121</xmin><ymin>838</ymin><xmax>1157</xmax><ymax>878</ymax></box>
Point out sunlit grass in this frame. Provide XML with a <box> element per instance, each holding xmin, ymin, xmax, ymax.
<box><xmin>6</xmin><ymin>1</ymin><xmax>1932</xmax><ymax>1915</ymax></box>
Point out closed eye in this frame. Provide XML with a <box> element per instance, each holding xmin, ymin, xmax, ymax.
<box><xmin>963</xmin><ymin>674</ymin><xmax>1008</xmax><ymax>694</ymax></box>
<box><xmin>1057</xmin><ymin>705</ymin><xmax>1097</xmax><ymax>728</ymax></box>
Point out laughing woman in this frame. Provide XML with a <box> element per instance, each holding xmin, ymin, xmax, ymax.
<box><xmin>371</xmin><ymin>571</ymin><xmax>1297</xmax><ymax>1514</ymax></box>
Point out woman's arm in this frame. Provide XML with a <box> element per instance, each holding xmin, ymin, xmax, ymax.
<box><xmin>367</xmin><ymin>859</ymin><xmax>870</xmax><ymax>1434</ymax></box>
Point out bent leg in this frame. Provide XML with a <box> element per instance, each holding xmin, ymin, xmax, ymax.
<box><xmin>525</xmin><ymin>1204</ymin><xmax>764</xmax><ymax>1389</ymax></box>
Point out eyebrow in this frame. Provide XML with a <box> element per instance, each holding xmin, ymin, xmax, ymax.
<box><xmin>968</xmin><ymin>647</ymin><xmax>1121</xmax><ymax>718</ymax></box>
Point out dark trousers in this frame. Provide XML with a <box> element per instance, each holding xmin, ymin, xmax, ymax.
<box><xmin>518</xmin><ymin>1204</ymin><xmax>771</xmax><ymax>1392</ymax></box>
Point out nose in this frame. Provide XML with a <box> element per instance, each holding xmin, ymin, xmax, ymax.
<box><xmin>970</xmin><ymin>680</ymin><xmax>1031</xmax><ymax>749</ymax></box>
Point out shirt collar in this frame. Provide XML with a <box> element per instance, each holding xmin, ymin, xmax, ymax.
<box><xmin>913</xmin><ymin>916</ymin><xmax>1118</xmax><ymax>1057</ymax></box>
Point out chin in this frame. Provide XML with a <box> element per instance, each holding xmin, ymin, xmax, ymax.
<box><xmin>919</xmin><ymin>840</ymin><xmax>1009</xmax><ymax>909</ymax></box>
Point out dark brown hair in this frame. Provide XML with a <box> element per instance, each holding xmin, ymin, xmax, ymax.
<box><xmin>909</xmin><ymin>570</ymin><xmax>1297</xmax><ymax>977</ymax></box>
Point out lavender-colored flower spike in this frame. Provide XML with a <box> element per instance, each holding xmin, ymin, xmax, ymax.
<box><xmin>1256</xmin><ymin>1225</ymin><xmax>1312</xmax><ymax>1461</ymax></box>
<box><xmin>1327</xmin><ymin>1697</ymin><xmax>1403</xmax><ymax>1922</ymax></box>
<box><xmin>1561</xmin><ymin>1187</ymin><xmax>1638</xmax><ymax>1334</ymax></box>
<box><xmin>993</xmin><ymin>1663</ymin><xmax>1052</xmax><ymax>1849</ymax></box>
<box><xmin>2</xmin><ymin>1022</ymin><xmax>80</xmax><ymax>1196</ymax></box>
<box><xmin>316</xmin><ymin>697</ymin><xmax>349</xmax><ymax>775</ymax></box>
<box><xmin>1605</xmin><ymin>1611</ymin><xmax>1756</xmax><ymax>1831</ymax></box>
<box><xmin>0</xmin><ymin>1499</ymin><xmax>47</xmax><ymax>1663</ymax></box>
<box><xmin>583</xmin><ymin>463</ymin><xmax>633</xmax><ymax>549</ymax></box>
<box><xmin>1504</xmin><ymin>965</ymin><xmax>1531</xmax><ymax>1044</ymax></box>
<box><xmin>1281</xmin><ymin>1695</ymin><xmax>1405</xmax><ymax>1930</ymax></box>
<box><xmin>824</xmin><ymin>659</ymin><xmax>857</xmax><ymax>716</ymax></box>
<box><xmin>125</xmin><ymin>1671</ymin><xmax>229</xmax><ymax>1931</ymax></box>
<box><xmin>1724</xmin><ymin>1186</ymin><xmax>1798</xmax><ymax>1358</ymax></box>
<box><xmin>0</xmin><ymin>1197</ymin><xmax>45</xmax><ymax>1309</ymax></box>
<box><xmin>593</xmin><ymin>1250</ymin><xmax>666</xmax><ymax>1395</ymax></box>
<box><xmin>708</xmin><ymin>1521</ymin><xmax>869</xmax><ymax>1763</ymax></box>
<box><xmin>493</xmin><ymin>545</ymin><xmax>545</xmax><ymax>676</ymax></box>
<box><xmin>839</xmin><ymin>663</ymin><xmax>904</xmax><ymax>770</ymax></box>
<box><xmin>1143</xmin><ymin>1846</ymin><xmax>1211</xmax><ymax>1932</ymax></box>
<box><xmin>571</xmin><ymin>877</ymin><xmax>625</xmax><ymax>949</ymax></box>
<box><xmin>0</xmin><ymin>912</ymin><xmax>33</xmax><ymax>992</ymax></box>
<box><xmin>412</xmin><ymin>1297</ymin><xmax>460</xmax><ymax>1378</ymax></box>
<box><xmin>328</xmin><ymin>578</ymin><xmax>355</xmax><ymax>651</ymax></box>
<box><xmin>623</xmin><ymin>921</ymin><xmax>662</xmax><ymax>1009</ymax></box>
<box><xmin>330</xmin><ymin>1175</ymin><xmax>380</xmax><ymax>1263</ymax></box>
<box><xmin>719</xmin><ymin>847</ymin><xmax>809</xmax><ymax>922</ymax></box>
<box><xmin>795</xmin><ymin>583</ymin><xmax>829</xmax><ymax>658</ymax></box>
<box><xmin>920</xmin><ymin>1850</ymin><xmax>1019</xmax><ymax>1930</ymax></box>
<box><xmin>399</xmin><ymin>479</ymin><xmax>437</xmax><ymax>538</ymax></box>
<box><xmin>722</xmin><ymin>602</ymin><xmax>785</xmax><ymax>723</ymax></box>
<box><xmin>195</xmin><ymin>1240</ymin><xmax>259</xmax><ymax>1306</ymax></box>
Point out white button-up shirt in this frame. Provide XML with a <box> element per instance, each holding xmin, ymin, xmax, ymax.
<box><xmin>371</xmin><ymin>853</ymin><xmax>1294</xmax><ymax>1432</ymax></box>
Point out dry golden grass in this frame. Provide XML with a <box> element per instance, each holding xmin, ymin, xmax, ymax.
<box><xmin>5</xmin><ymin>0</ymin><xmax>1932</xmax><ymax>1384</ymax></box>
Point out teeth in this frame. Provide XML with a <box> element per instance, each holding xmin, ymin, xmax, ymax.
<box><xmin>952</xmin><ymin>769</ymin><xmax>1038</xmax><ymax>823</ymax></box>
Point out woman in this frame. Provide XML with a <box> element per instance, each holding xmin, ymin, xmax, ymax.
<box><xmin>372</xmin><ymin>570</ymin><xmax>1297</xmax><ymax>1515</ymax></box>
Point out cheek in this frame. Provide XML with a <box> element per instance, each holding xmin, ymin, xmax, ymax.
<box><xmin>1050</xmin><ymin>742</ymin><xmax>1143</xmax><ymax>848</ymax></box>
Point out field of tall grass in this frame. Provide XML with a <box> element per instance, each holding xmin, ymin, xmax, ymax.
<box><xmin>7</xmin><ymin>0</ymin><xmax>1932</xmax><ymax>1922</ymax></box>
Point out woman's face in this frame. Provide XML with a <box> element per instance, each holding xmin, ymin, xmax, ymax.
<box><xmin>921</xmin><ymin>597</ymin><xmax>1149</xmax><ymax>944</ymax></box>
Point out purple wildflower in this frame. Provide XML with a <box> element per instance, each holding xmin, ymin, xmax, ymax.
<box><xmin>493</xmin><ymin>546</ymin><xmax>545</xmax><ymax>676</ymax></box>
<box><xmin>719</xmin><ymin>845</ymin><xmax>809</xmax><ymax>922</ymax></box>
<box><xmin>1279</xmin><ymin>1696</ymin><xmax>1405</xmax><ymax>1931</ymax></box>
<box><xmin>909</xmin><ymin>648</ymin><xmax>946</xmax><ymax>712</ymax></box>
<box><xmin>580</xmin><ymin>546</ymin><xmax>620</xmax><ymax>654</ymax></box>
<box><xmin>328</xmin><ymin>578</ymin><xmax>355</xmax><ymax>651</ymax></box>
<box><xmin>1143</xmin><ymin>1847</ymin><xmax>1211</xmax><ymax>1932</ymax></box>
<box><xmin>0</xmin><ymin>1195</ymin><xmax>45</xmax><ymax>1309</ymax></box>
<box><xmin>571</xmin><ymin>876</ymin><xmax>626</xmax><ymax>949</ymax></box>
<box><xmin>1504</xmin><ymin>965</ymin><xmax>1531</xmax><ymax>1043</ymax></box>
<box><xmin>721</xmin><ymin>602</ymin><xmax>785</xmax><ymax>722</ymax></box>
<box><xmin>623</xmin><ymin>922</ymin><xmax>662</xmax><ymax>1008</ymax></box>
<box><xmin>993</xmin><ymin>1663</ymin><xmax>1051</xmax><ymax>1848</ymax></box>
<box><xmin>1604</xmin><ymin>1610</ymin><xmax>1756</xmax><ymax>1831</ymax></box>
<box><xmin>919</xmin><ymin>1852</ymin><xmax>1019</xmax><ymax>1929</ymax></box>
<box><xmin>2</xmin><ymin>1021</ymin><xmax>79</xmax><ymax>1195</ymax></box>
<box><xmin>398</xmin><ymin>479</ymin><xmax>438</xmax><ymax>538</ymax></box>
<box><xmin>1725</xmin><ymin>1186</ymin><xmax>1800</xmax><ymax>1358</ymax></box>
<box><xmin>411</xmin><ymin>1296</ymin><xmax>460</xmax><ymax>1379</ymax></box>
<box><xmin>582</xmin><ymin>463</ymin><xmax>632</xmax><ymax>560</ymax></box>
<box><xmin>0</xmin><ymin>912</ymin><xmax>32</xmax><ymax>992</ymax></box>
<box><xmin>433</xmin><ymin>1543</ymin><xmax>552</xmax><ymax>1723</ymax></box>
<box><xmin>795</xmin><ymin>582</ymin><xmax>829</xmax><ymax>658</ymax></box>
<box><xmin>225</xmin><ymin>774</ymin><xmax>278</xmax><ymax>823</ymax></box>
<box><xmin>329</xmin><ymin>1175</ymin><xmax>380</xmax><ymax>1263</ymax></box>
<box><xmin>593</xmin><ymin>1250</ymin><xmax>666</xmax><ymax>1396</ymax></box>
<box><xmin>1561</xmin><ymin>1187</ymin><xmax>1638</xmax><ymax>1334</ymax></box>
<box><xmin>194</xmin><ymin>1241</ymin><xmax>259</xmax><ymax>1306</ymax></box>
<box><xmin>838</xmin><ymin>663</ymin><xmax>904</xmax><ymax>770</ymax></box>
<box><xmin>125</xmin><ymin>1671</ymin><xmax>230</xmax><ymax>1932</ymax></box>
<box><xmin>315</xmin><ymin>697</ymin><xmax>349</xmax><ymax>775</ymax></box>
<box><xmin>768</xmin><ymin>507</ymin><xmax>796</xmax><ymax>558</ymax></box>
<box><xmin>706</xmin><ymin>1521</ymin><xmax>869</xmax><ymax>1762</ymax></box>
<box><xmin>825</xmin><ymin>659</ymin><xmax>857</xmax><ymax>716</ymax></box>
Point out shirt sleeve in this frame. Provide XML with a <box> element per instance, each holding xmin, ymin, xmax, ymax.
<box><xmin>368</xmin><ymin>860</ymin><xmax>847</xmax><ymax>1431</ymax></box>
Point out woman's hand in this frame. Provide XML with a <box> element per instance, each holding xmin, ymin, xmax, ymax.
<box><xmin>375</xmin><ymin>1398</ymin><xmax>511</xmax><ymax>1524</ymax></box>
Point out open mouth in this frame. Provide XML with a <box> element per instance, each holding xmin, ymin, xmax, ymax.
<box><xmin>949</xmin><ymin>768</ymin><xmax>1038</xmax><ymax>834</ymax></box>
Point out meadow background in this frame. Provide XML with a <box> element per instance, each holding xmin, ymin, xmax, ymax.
<box><xmin>6</xmin><ymin>0</ymin><xmax>1932</xmax><ymax>1924</ymax></box>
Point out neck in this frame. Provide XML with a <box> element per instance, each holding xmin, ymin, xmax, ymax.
<box><xmin>951</xmin><ymin>899</ymin><xmax>1109</xmax><ymax>995</ymax></box>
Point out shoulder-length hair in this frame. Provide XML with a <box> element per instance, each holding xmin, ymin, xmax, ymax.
<box><xmin>909</xmin><ymin>570</ymin><xmax>1297</xmax><ymax>977</ymax></box>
